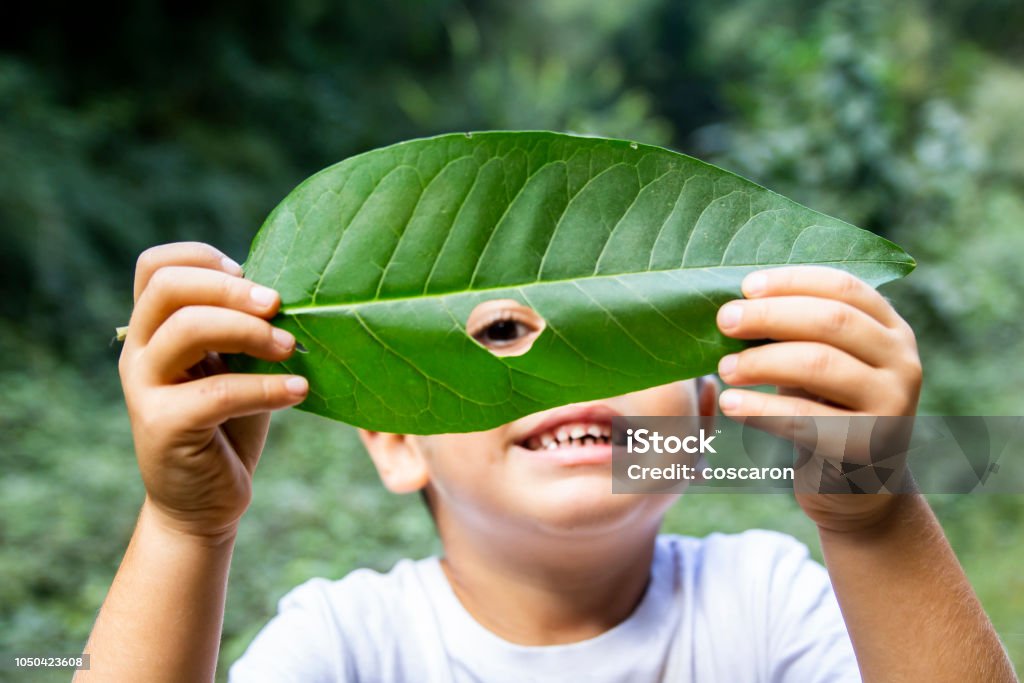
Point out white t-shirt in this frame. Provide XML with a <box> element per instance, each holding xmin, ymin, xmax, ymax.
<box><xmin>230</xmin><ymin>530</ymin><xmax>859</xmax><ymax>682</ymax></box>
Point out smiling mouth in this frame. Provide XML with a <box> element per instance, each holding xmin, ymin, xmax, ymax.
<box><xmin>519</xmin><ymin>422</ymin><xmax>613</xmax><ymax>451</ymax></box>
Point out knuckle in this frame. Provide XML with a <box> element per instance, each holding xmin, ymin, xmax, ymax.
<box><xmin>882</xmin><ymin>325</ymin><xmax>903</xmax><ymax>348</ymax></box>
<box><xmin>261</xmin><ymin>376</ymin><xmax>279</xmax><ymax>403</ymax></box>
<box><xmin>235</xmin><ymin>314</ymin><xmax>270</xmax><ymax>348</ymax></box>
<box><xmin>885</xmin><ymin>323</ymin><xmax>921</xmax><ymax>382</ymax></box>
<box><xmin>148</xmin><ymin>266</ymin><xmax>176</xmax><ymax>293</ymax></box>
<box><xmin>822</xmin><ymin>305</ymin><xmax>850</xmax><ymax>334</ymax></box>
<box><xmin>191</xmin><ymin>241</ymin><xmax>224</xmax><ymax>260</ymax></box>
<box><xmin>168</xmin><ymin>306</ymin><xmax>207</xmax><ymax>339</ymax></box>
<box><xmin>204</xmin><ymin>377</ymin><xmax>234</xmax><ymax>408</ymax></box>
<box><xmin>903</xmin><ymin>354</ymin><xmax>923</xmax><ymax>385</ymax></box>
<box><xmin>134</xmin><ymin>249</ymin><xmax>159</xmax><ymax>295</ymax></box>
<box><xmin>216</xmin><ymin>273</ymin><xmax>239</xmax><ymax>303</ymax></box>
<box><xmin>835</xmin><ymin>271</ymin><xmax>861</xmax><ymax>298</ymax></box>
<box><xmin>806</xmin><ymin>347</ymin><xmax>832</xmax><ymax>379</ymax></box>
<box><xmin>232</xmin><ymin>314</ymin><xmax>266</xmax><ymax>349</ymax></box>
<box><xmin>792</xmin><ymin>399</ymin><xmax>815</xmax><ymax>418</ymax></box>
<box><xmin>136</xmin><ymin>246</ymin><xmax>161</xmax><ymax>275</ymax></box>
<box><xmin>175</xmin><ymin>240</ymin><xmax>219</xmax><ymax>262</ymax></box>
<box><xmin>880</xmin><ymin>294</ymin><xmax>900</xmax><ymax>319</ymax></box>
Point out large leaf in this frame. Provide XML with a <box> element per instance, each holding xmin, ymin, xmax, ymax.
<box><xmin>234</xmin><ymin>131</ymin><xmax>914</xmax><ymax>434</ymax></box>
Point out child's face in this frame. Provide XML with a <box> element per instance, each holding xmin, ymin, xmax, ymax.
<box><xmin>361</xmin><ymin>379</ymin><xmax>714</xmax><ymax>539</ymax></box>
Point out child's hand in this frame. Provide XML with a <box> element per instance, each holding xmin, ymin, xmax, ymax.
<box><xmin>715</xmin><ymin>266</ymin><xmax>922</xmax><ymax>532</ymax></box>
<box><xmin>118</xmin><ymin>242</ymin><xmax>308</xmax><ymax>540</ymax></box>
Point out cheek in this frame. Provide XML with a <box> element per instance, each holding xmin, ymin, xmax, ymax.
<box><xmin>419</xmin><ymin>433</ymin><xmax>508</xmax><ymax>495</ymax></box>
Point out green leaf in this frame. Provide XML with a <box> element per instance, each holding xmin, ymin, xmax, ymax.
<box><xmin>233</xmin><ymin>131</ymin><xmax>914</xmax><ymax>434</ymax></box>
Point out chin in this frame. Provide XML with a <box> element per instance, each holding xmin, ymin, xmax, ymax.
<box><xmin>522</xmin><ymin>476</ymin><xmax>676</xmax><ymax>537</ymax></box>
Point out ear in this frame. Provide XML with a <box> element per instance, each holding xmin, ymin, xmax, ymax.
<box><xmin>357</xmin><ymin>430</ymin><xmax>430</xmax><ymax>494</ymax></box>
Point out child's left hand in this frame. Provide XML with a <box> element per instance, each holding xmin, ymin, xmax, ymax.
<box><xmin>715</xmin><ymin>266</ymin><xmax>923</xmax><ymax>533</ymax></box>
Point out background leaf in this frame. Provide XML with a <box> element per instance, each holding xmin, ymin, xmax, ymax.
<box><xmin>236</xmin><ymin>131</ymin><xmax>914</xmax><ymax>433</ymax></box>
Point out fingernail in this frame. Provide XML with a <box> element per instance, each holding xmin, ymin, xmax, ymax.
<box><xmin>251</xmin><ymin>285</ymin><xmax>277</xmax><ymax>307</ymax></box>
<box><xmin>285</xmin><ymin>376</ymin><xmax>308</xmax><ymax>396</ymax></box>
<box><xmin>718</xmin><ymin>354</ymin><xmax>738</xmax><ymax>377</ymax></box>
<box><xmin>222</xmin><ymin>256</ymin><xmax>243</xmax><ymax>275</ymax></box>
<box><xmin>743</xmin><ymin>272</ymin><xmax>767</xmax><ymax>297</ymax></box>
<box><xmin>719</xmin><ymin>391</ymin><xmax>741</xmax><ymax>412</ymax></box>
<box><xmin>272</xmin><ymin>327</ymin><xmax>295</xmax><ymax>350</ymax></box>
<box><xmin>718</xmin><ymin>303</ymin><xmax>742</xmax><ymax>330</ymax></box>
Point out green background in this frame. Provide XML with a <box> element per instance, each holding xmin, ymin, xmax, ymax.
<box><xmin>1</xmin><ymin>1</ymin><xmax>1021</xmax><ymax>679</ymax></box>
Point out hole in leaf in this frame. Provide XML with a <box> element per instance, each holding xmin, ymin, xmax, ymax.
<box><xmin>295</xmin><ymin>341</ymin><xmax>309</xmax><ymax>354</ymax></box>
<box><xmin>466</xmin><ymin>299</ymin><xmax>546</xmax><ymax>357</ymax></box>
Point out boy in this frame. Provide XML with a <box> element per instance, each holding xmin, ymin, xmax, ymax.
<box><xmin>79</xmin><ymin>242</ymin><xmax>1015</xmax><ymax>681</ymax></box>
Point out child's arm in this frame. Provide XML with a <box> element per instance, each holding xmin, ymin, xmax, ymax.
<box><xmin>715</xmin><ymin>266</ymin><xmax>1017</xmax><ymax>682</ymax></box>
<box><xmin>77</xmin><ymin>242</ymin><xmax>308</xmax><ymax>682</ymax></box>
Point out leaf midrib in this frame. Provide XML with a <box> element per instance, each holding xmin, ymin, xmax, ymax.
<box><xmin>279</xmin><ymin>257</ymin><xmax>911</xmax><ymax>316</ymax></box>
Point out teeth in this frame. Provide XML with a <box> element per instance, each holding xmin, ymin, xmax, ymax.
<box><xmin>523</xmin><ymin>422</ymin><xmax>613</xmax><ymax>450</ymax></box>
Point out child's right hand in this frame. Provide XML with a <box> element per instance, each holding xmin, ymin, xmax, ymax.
<box><xmin>118</xmin><ymin>242</ymin><xmax>308</xmax><ymax>541</ymax></box>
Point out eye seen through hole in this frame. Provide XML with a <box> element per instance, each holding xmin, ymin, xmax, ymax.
<box><xmin>465</xmin><ymin>299</ymin><xmax>546</xmax><ymax>357</ymax></box>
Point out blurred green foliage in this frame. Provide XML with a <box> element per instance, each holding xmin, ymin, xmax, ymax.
<box><xmin>1</xmin><ymin>1</ymin><xmax>1022</xmax><ymax>680</ymax></box>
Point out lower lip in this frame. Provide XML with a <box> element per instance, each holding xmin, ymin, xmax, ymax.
<box><xmin>512</xmin><ymin>442</ymin><xmax>614</xmax><ymax>466</ymax></box>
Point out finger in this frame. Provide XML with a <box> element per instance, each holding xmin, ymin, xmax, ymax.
<box><xmin>129</xmin><ymin>266</ymin><xmax>280</xmax><ymax>345</ymax></box>
<box><xmin>718</xmin><ymin>410</ymin><xmax>842</xmax><ymax>466</ymax></box>
<box><xmin>719</xmin><ymin>388</ymin><xmax>848</xmax><ymax>471</ymax></box>
<box><xmin>719</xmin><ymin>387</ymin><xmax>851</xmax><ymax>420</ymax></box>
<box><xmin>144</xmin><ymin>306</ymin><xmax>295</xmax><ymax>382</ymax></box>
<box><xmin>717</xmin><ymin>296</ymin><xmax>896</xmax><ymax>367</ymax></box>
<box><xmin>718</xmin><ymin>342</ymin><xmax>885</xmax><ymax>411</ymax></box>
<box><xmin>166</xmin><ymin>373</ymin><xmax>308</xmax><ymax>429</ymax></box>
<box><xmin>192</xmin><ymin>353</ymin><xmax>272</xmax><ymax>473</ymax></box>
<box><xmin>134</xmin><ymin>242</ymin><xmax>242</xmax><ymax>303</ymax></box>
<box><xmin>740</xmin><ymin>266</ymin><xmax>902</xmax><ymax>329</ymax></box>
<box><xmin>721</xmin><ymin>397</ymin><xmax>912</xmax><ymax>493</ymax></box>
